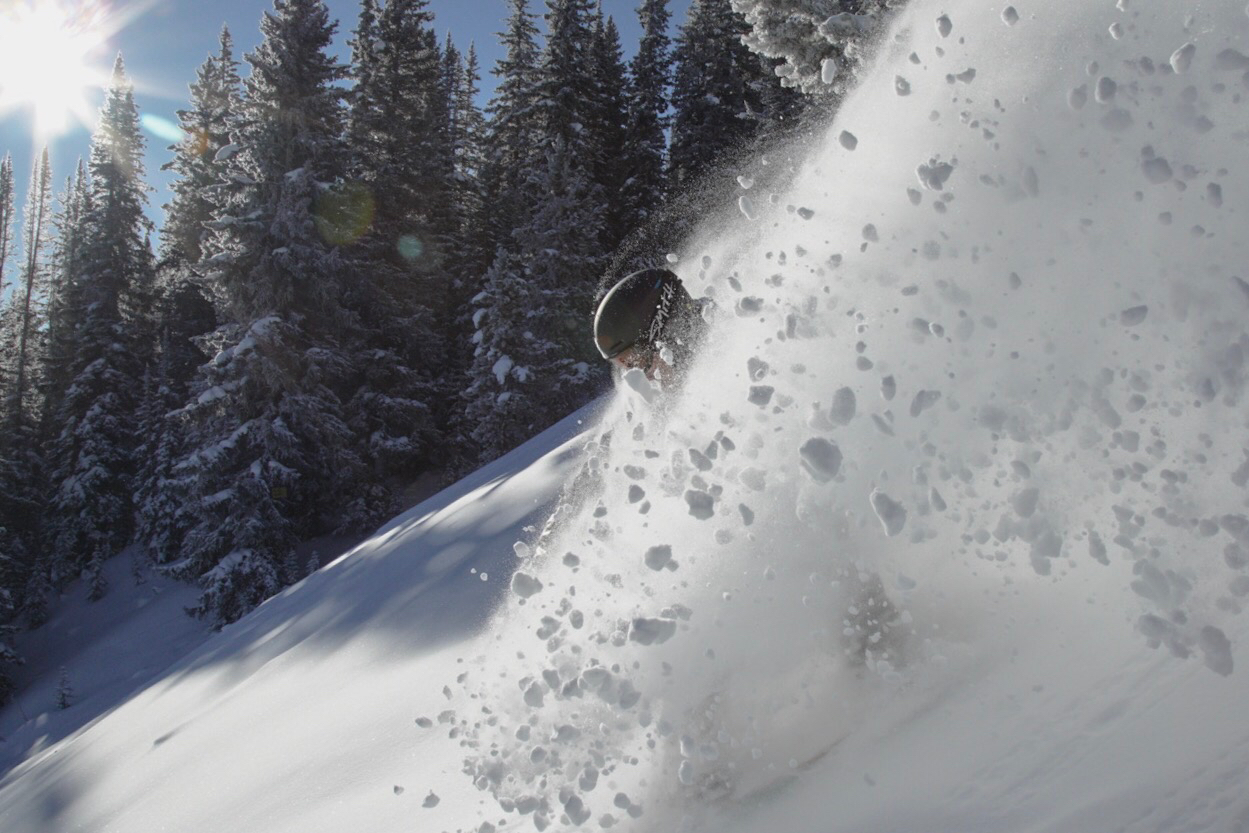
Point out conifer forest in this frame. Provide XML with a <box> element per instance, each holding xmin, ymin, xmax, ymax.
<box><xmin>0</xmin><ymin>0</ymin><xmax>896</xmax><ymax>703</ymax></box>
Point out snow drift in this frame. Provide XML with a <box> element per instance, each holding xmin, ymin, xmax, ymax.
<box><xmin>453</xmin><ymin>1</ymin><xmax>1249</xmax><ymax>830</ymax></box>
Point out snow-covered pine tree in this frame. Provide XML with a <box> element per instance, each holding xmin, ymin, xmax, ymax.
<box><xmin>435</xmin><ymin>39</ymin><xmax>491</xmax><ymax>442</ymax></box>
<box><xmin>39</xmin><ymin>163</ymin><xmax>90</xmax><ymax>452</ymax></box>
<box><xmin>730</xmin><ymin>0</ymin><xmax>899</xmax><ymax>98</ymax></box>
<box><xmin>588</xmin><ymin>13</ymin><xmax>631</xmax><ymax>253</ymax></box>
<box><xmin>0</xmin><ymin>535</ymin><xmax>22</xmax><ymax>703</ymax></box>
<box><xmin>0</xmin><ymin>154</ymin><xmax>14</xmax><ymax>296</ymax></box>
<box><xmin>0</xmin><ymin>149</ymin><xmax>53</xmax><ymax>618</ymax></box>
<box><xmin>161</xmin><ymin>26</ymin><xmax>243</xmax><ymax>266</ymax></box>
<box><xmin>463</xmin><ymin>141</ymin><xmax>604</xmax><ymax>462</ymax></box>
<box><xmin>131</xmin><ymin>269</ymin><xmax>216</xmax><ymax>567</ymax></box>
<box><xmin>619</xmin><ymin>0</ymin><xmax>673</xmax><ymax>238</ymax></box>
<box><xmin>43</xmin><ymin>57</ymin><xmax>155</xmax><ymax>603</ymax></box>
<box><xmin>173</xmin><ymin>0</ymin><xmax>371</xmax><ymax>625</ymax></box>
<box><xmin>480</xmin><ymin>0</ymin><xmax>545</xmax><ymax>251</ymax></box>
<box><xmin>5</xmin><ymin>147</ymin><xmax>53</xmax><ymax>441</ymax></box>
<box><xmin>538</xmin><ymin>0</ymin><xmax>599</xmax><ymax>170</ymax></box>
<box><xmin>341</xmin><ymin>0</ymin><xmax>446</xmax><ymax>498</ymax></box>
<box><xmin>668</xmin><ymin>0</ymin><xmax>774</xmax><ymax>188</ymax></box>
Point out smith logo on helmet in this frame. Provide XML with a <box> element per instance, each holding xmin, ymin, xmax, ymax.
<box><xmin>647</xmin><ymin>281</ymin><xmax>677</xmax><ymax>344</ymax></box>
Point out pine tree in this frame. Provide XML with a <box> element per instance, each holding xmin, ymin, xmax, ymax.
<box><xmin>5</xmin><ymin>147</ymin><xmax>53</xmax><ymax>441</ymax></box>
<box><xmin>0</xmin><ymin>150</ymin><xmax>52</xmax><ymax>625</ymax></box>
<box><xmin>463</xmin><ymin>141</ymin><xmax>604</xmax><ymax>462</ymax></box>
<box><xmin>669</xmin><ymin>0</ymin><xmax>773</xmax><ymax>188</ymax></box>
<box><xmin>731</xmin><ymin>0</ymin><xmax>898</xmax><ymax>98</ymax></box>
<box><xmin>174</xmin><ymin>0</ymin><xmax>370</xmax><ymax>625</ymax></box>
<box><xmin>538</xmin><ymin>0</ymin><xmax>599</xmax><ymax>166</ymax></box>
<box><xmin>0</xmin><ymin>154</ymin><xmax>15</xmax><ymax>297</ymax></box>
<box><xmin>44</xmin><ymin>57</ymin><xmax>155</xmax><ymax>603</ymax></box>
<box><xmin>342</xmin><ymin>0</ymin><xmax>447</xmax><ymax>492</ymax></box>
<box><xmin>161</xmin><ymin>26</ymin><xmax>243</xmax><ymax>266</ymax></box>
<box><xmin>620</xmin><ymin>0</ymin><xmax>673</xmax><ymax>236</ymax></box>
<box><xmin>588</xmin><ymin>13</ymin><xmax>631</xmax><ymax>251</ymax></box>
<box><xmin>480</xmin><ymin>0</ymin><xmax>545</xmax><ymax>250</ymax></box>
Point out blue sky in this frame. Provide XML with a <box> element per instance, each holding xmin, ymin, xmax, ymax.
<box><xmin>0</xmin><ymin>0</ymin><xmax>690</xmax><ymax>248</ymax></box>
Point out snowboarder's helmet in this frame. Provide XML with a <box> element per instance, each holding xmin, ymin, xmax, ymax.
<box><xmin>594</xmin><ymin>268</ymin><xmax>689</xmax><ymax>360</ymax></box>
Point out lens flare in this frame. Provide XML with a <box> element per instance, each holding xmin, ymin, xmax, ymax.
<box><xmin>0</xmin><ymin>1</ymin><xmax>114</xmax><ymax>138</ymax></box>
<box><xmin>313</xmin><ymin>182</ymin><xmax>375</xmax><ymax>246</ymax></box>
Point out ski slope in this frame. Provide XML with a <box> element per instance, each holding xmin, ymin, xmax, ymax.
<box><xmin>6</xmin><ymin>0</ymin><xmax>1249</xmax><ymax>831</ymax></box>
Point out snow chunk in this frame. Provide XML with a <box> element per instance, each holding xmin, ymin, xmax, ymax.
<box><xmin>1215</xmin><ymin>49</ymin><xmax>1249</xmax><ymax>71</ymax></box>
<box><xmin>492</xmin><ymin>355</ymin><xmax>514</xmax><ymax>385</ymax></box>
<box><xmin>629</xmin><ymin>617</ymin><xmax>677</xmax><ymax>645</ymax></box>
<box><xmin>685</xmin><ymin>490</ymin><xmax>715</xmax><ymax>520</ymax></box>
<box><xmin>1012</xmin><ymin>487</ymin><xmax>1040</xmax><ymax>518</ymax></box>
<box><xmin>512</xmin><ymin>572</ymin><xmax>544</xmax><ymax>599</ymax></box>
<box><xmin>936</xmin><ymin>14</ymin><xmax>952</xmax><ymax>37</ymax></box>
<box><xmin>895</xmin><ymin>76</ymin><xmax>912</xmax><ymax>96</ymax></box>
<box><xmin>1199</xmin><ymin>626</ymin><xmax>1234</xmax><ymax>676</ymax></box>
<box><xmin>910</xmin><ymin>390</ymin><xmax>942</xmax><ymax>418</ymax></box>
<box><xmin>917</xmin><ymin>158</ymin><xmax>955</xmax><ymax>191</ymax></box>
<box><xmin>213</xmin><ymin>143</ymin><xmax>240</xmax><ymax>162</ymax></box>
<box><xmin>423</xmin><ymin>792</ymin><xmax>440</xmax><ymax>808</ymax></box>
<box><xmin>1002</xmin><ymin>6</ymin><xmax>1019</xmax><ymax>25</ymax></box>
<box><xmin>737</xmin><ymin>175</ymin><xmax>754</xmax><ymax>189</ymax></box>
<box><xmin>644</xmin><ymin>545</ymin><xmax>675</xmax><ymax>571</ymax></box>
<box><xmin>1170</xmin><ymin>42</ymin><xmax>1197</xmax><ymax>74</ymax></box>
<box><xmin>830</xmin><ymin>387</ymin><xmax>857</xmax><ymax>424</ymax></box>
<box><xmin>799</xmin><ymin>438</ymin><xmax>843</xmax><ymax>483</ymax></box>
<box><xmin>1120</xmin><ymin>305</ymin><xmax>1149</xmax><ymax>326</ymax></box>
<box><xmin>622</xmin><ymin>368</ymin><xmax>659</xmax><ymax>405</ymax></box>
<box><xmin>1142</xmin><ymin>158</ymin><xmax>1172</xmax><ymax>184</ymax></box>
<box><xmin>748</xmin><ymin>385</ymin><xmax>775</xmax><ymax>407</ymax></box>
<box><xmin>839</xmin><ymin>131</ymin><xmax>859</xmax><ymax>151</ymax></box>
<box><xmin>870</xmin><ymin>489</ymin><xmax>907</xmax><ymax>536</ymax></box>
<box><xmin>821</xmin><ymin>58</ymin><xmax>839</xmax><ymax>84</ymax></box>
<box><xmin>738</xmin><ymin>196</ymin><xmax>757</xmax><ymax>220</ymax></box>
<box><xmin>1095</xmin><ymin>76</ymin><xmax>1116</xmax><ymax>103</ymax></box>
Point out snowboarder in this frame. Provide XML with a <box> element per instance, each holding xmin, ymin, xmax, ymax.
<box><xmin>593</xmin><ymin>268</ymin><xmax>709</xmax><ymax>386</ymax></box>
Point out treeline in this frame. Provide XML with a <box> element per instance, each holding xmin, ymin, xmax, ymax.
<box><xmin>0</xmin><ymin>0</ymin><xmax>896</xmax><ymax>703</ymax></box>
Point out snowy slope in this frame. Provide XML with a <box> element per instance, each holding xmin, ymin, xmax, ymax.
<box><xmin>0</xmin><ymin>404</ymin><xmax>599</xmax><ymax>832</ymax></box>
<box><xmin>5</xmin><ymin>1</ymin><xmax>1249</xmax><ymax>832</ymax></box>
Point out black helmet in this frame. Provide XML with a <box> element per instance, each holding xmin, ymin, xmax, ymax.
<box><xmin>594</xmin><ymin>268</ymin><xmax>690</xmax><ymax>359</ymax></box>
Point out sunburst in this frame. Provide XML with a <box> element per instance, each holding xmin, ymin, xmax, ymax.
<box><xmin>0</xmin><ymin>1</ymin><xmax>120</xmax><ymax>138</ymax></box>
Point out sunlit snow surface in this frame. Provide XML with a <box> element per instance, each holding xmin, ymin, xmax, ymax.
<box><xmin>455</xmin><ymin>1</ymin><xmax>1249</xmax><ymax>831</ymax></box>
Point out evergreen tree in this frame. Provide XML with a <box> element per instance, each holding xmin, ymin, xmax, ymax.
<box><xmin>5</xmin><ymin>147</ymin><xmax>53</xmax><ymax>441</ymax></box>
<box><xmin>588</xmin><ymin>13</ymin><xmax>631</xmax><ymax>251</ymax></box>
<box><xmin>619</xmin><ymin>0</ymin><xmax>673</xmax><ymax>236</ymax></box>
<box><xmin>0</xmin><ymin>150</ymin><xmax>52</xmax><ymax>626</ymax></box>
<box><xmin>161</xmin><ymin>27</ymin><xmax>243</xmax><ymax>266</ymax></box>
<box><xmin>669</xmin><ymin>0</ymin><xmax>773</xmax><ymax>188</ymax></box>
<box><xmin>40</xmin><ymin>163</ymin><xmax>90</xmax><ymax>452</ymax></box>
<box><xmin>174</xmin><ymin>0</ymin><xmax>369</xmax><ymax>624</ymax></box>
<box><xmin>44</xmin><ymin>57</ymin><xmax>155</xmax><ymax>603</ymax></box>
<box><xmin>448</xmin><ymin>44</ymin><xmax>489</xmax><ymax>284</ymax></box>
<box><xmin>538</xmin><ymin>0</ymin><xmax>598</xmax><ymax>165</ymax></box>
<box><xmin>342</xmin><ymin>0</ymin><xmax>446</xmax><ymax>492</ymax></box>
<box><xmin>480</xmin><ymin>0</ymin><xmax>545</xmax><ymax>250</ymax></box>
<box><xmin>730</xmin><ymin>0</ymin><xmax>898</xmax><ymax>98</ymax></box>
<box><xmin>463</xmin><ymin>141</ymin><xmax>603</xmax><ymax>461</ymax></box>
<box><xmin>0</xmin><ymin>154</ymin><xmax>14</xmax><ymax>296</ymax></box>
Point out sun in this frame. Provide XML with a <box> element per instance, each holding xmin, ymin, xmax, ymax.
<box><xmin>0</xmin><ymin>1</ymin><xmax>112</xmax><ymax>138</ymax></box>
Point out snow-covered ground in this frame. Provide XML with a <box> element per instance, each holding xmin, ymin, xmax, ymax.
<box><xmin>5</xmin><ymin>1</ymin><xmax>1249</xmax><ymax>831</ymax></box>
